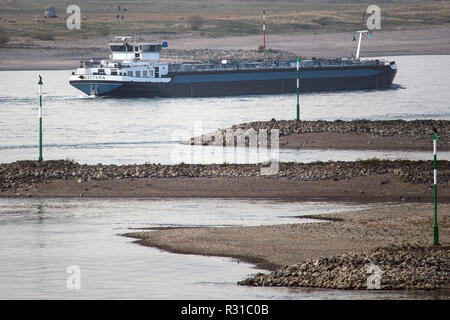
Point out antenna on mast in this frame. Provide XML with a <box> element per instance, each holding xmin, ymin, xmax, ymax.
<box><xmin>262</xmin><ymin>10</ymin><xmax>266</xmax><ymax>50</ymax></box>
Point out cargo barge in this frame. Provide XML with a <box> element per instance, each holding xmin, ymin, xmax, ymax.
<box><xmin>69</xmin><ymin>36</ymin><xmax>397</xmax><ymax>98</ymax></box>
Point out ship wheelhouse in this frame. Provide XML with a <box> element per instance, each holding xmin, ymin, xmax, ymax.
<box><xmin>72</xmin><ymin>36</ymin><xmax>170</xmax><ymax>81</ymax></box>
<box><xmin>109</xmin><ymin>36</ymin><xmax>167</xmax><ymax>62</ymax></box>
<box><xmin>69</xmin><ymin>36</ymin><xmax>171</xmax><ymax>95</ymax></box>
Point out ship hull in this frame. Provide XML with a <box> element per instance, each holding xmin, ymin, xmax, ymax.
<box><xmin>69</xmin><ymin>64</ymin><xmax>397</xmax><ymax>98</ymax></box>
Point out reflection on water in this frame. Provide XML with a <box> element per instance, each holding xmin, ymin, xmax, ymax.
<box><xmin>2</xmin><ymin>141</ymin><xmax>448</xmax><ymax>165</ymax></box>
<box><xmin>0</xmin><ymin>198</ymin><xmax>447</xmax><ymax>299</ymax></box>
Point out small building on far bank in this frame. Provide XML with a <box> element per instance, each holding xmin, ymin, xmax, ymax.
<box><xmin>44</xmin><ymin>7</ymin><xmax>57</xmax><ymax>18</ymax></box>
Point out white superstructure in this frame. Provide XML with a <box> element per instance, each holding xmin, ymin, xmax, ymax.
<box><xmin>69</xmin><ymin>36</ymin><xmax>171</xmax><ymax>95</ymax></box>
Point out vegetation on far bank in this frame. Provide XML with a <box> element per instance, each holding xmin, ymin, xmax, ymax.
<box><xmin>0</xmin><ymin>26</ymin><xmax>9</xmax><ymax>46</ymax></box>
<box><xmin>0</xmin><ymin>1</ymin><xmax>448</xmax><ymax>42</ymax></box>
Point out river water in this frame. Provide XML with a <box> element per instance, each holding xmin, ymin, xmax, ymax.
<box><xmin>0</xmin><ymin>55</ymin><xmax>449</xmax><ymax>299</ymax></box>
<box><xmin>0</xmin><ymin>198</ymin><xmax>446</xmax><ymax>300</ymax></box>
<box><xmin>0</xmin><ymin>55</ymin><xmax>449</xmax><ymax>164</ymax></box>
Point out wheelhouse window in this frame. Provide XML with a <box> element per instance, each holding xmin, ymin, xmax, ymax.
<box><xmin>142</xmin><ymin>45</ymin><xmax>162</xmax><ymax>52</ymax></box>
<box><xmin>110</xmin><ymin>43</ymin><xmax>133</xmax><ymax>52</ymax></box>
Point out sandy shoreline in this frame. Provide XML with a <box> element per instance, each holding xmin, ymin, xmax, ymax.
<box><xmin>1</xmin><ymin>26</ymin><xmax>449</xmax><ymax>71</ymax></box>
<box><xmin>126</xmin><ymin>204</ymin><xmax>450</xmax><ymax>290</ymax></box>
<box><xmin>1</xmin><ymin>159</ymin><xmax>449</xmax><ymax>201</ymax></box>
<box><xmin>279</xmin><ymin>132</ymin><xmax>450</xmax><ymax>151</ymax></box>
<box><xmin>126</xmin><ymin>203</ymin><xmax>449</xmax><ymax>271</ymax></box>
<box><xmin>2</xmin><ymin>174</ymin><xmax>449</xmax><ymax>203</ymax></box>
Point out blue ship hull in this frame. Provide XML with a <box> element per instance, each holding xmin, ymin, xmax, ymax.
<box><xmin>69</xmin><ymin>64</ymin><xmax>397</xmax><ymax>98</ymax></box>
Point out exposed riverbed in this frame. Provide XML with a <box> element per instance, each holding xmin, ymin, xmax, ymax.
<box><xmin>0</xmin><ymin>197</ymin><xmax>447</xmax><ymax>299</ymax></box>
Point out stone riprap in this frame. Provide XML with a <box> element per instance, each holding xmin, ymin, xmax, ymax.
<box><xmin>1</xmin><ymin>159</ymin><xmax>448</xmax><ymax>193</ymax></box>
<box><xmin>190</xmin><ymin>119</ymin><xmax>450</xmax><ymax>146</ymax></box>
<box><xmin>238</xmin><ymin>245</ymin><xmax>449</xmax><ymax>290</ymax></box>
<box><xmin>161</xmin><ymin>48</ymin><xmax>296</xmax><ymax>63</ymax></box>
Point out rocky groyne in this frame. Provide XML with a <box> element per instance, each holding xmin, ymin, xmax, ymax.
<box><xmin>238</xmin><ymin>245</ymin><xmax>449</xmax><ymax>290</ymax></box>
<box><xmin>1</xmin><ymin>159</ymin><xmax>448</xmax><ymax>193</ymax></box>
<box><xmin>190</xmin><ymin>119</ymin><xmax>450</xmax><ymax>146</ymax></box>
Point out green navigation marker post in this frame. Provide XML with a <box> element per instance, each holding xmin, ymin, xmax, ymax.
<box><xmin>38</xmin><ymin>75</ymin><xmax>43</xmax><ymax>162</ymax></box>
<box><xmin>433</xmin><ymin>129</ymin><xmax>439</xmax><ymax>245</ymax></box>
<box><xmin>296</xmin><ymin>57</ymin><xmax>300</xmax><ymax>122</ymax></box>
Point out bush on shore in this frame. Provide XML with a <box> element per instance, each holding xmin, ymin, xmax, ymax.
<box><xmin>187</xmin><ymin>15</ymin><xmax>204</xmax><ymax>30</ymax></box>
<box><xmin>0</xmin><ymin>27</ymin><xmax>9</xmax><ymax>46</ymax></box>
<box><xmin>30</xmin><ymin>31</ymin><xmax>54</xmax><ymax>41</ymax></box>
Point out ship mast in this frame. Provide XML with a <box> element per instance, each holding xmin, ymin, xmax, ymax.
<box><xmin>353</xmin><ymin>30</ymin><xmax>372</xmax><ymax>59</ymax></box>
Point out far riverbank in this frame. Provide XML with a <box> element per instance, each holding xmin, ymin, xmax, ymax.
<box><xmin>1</xmin><ymin>26</ymin><xmax>449</xmax><ymax>71</ymax></box>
